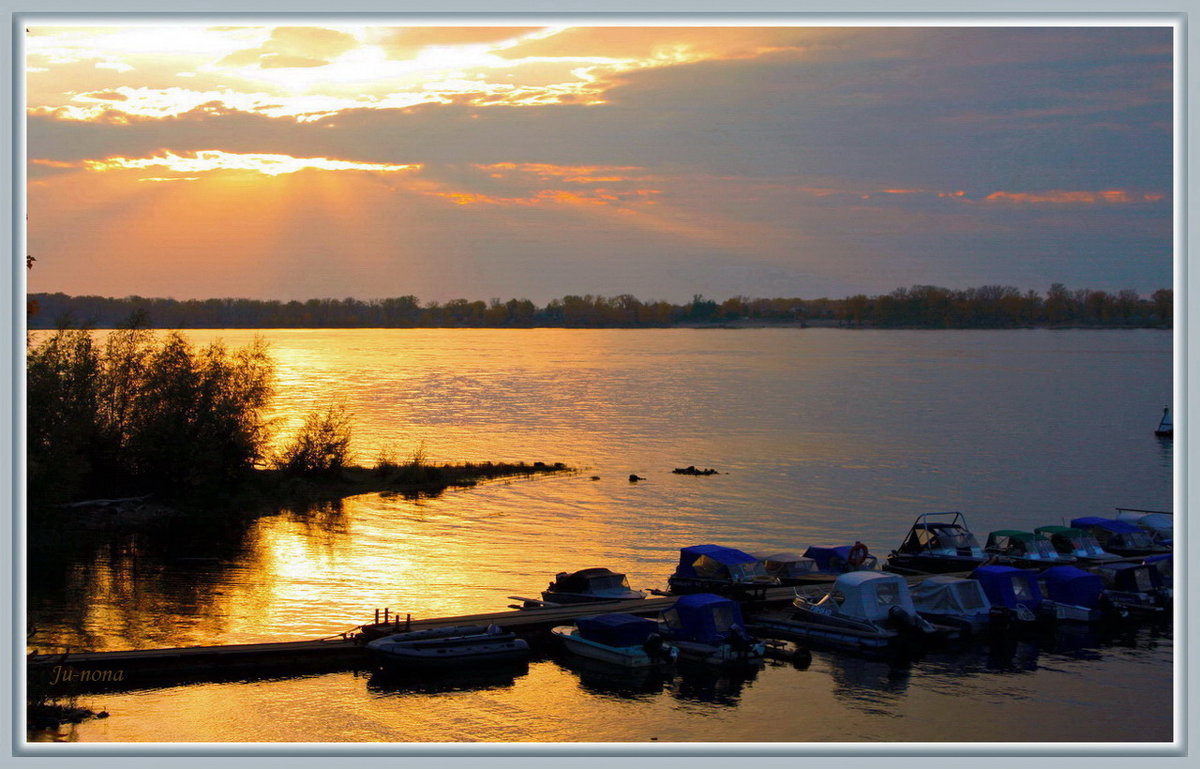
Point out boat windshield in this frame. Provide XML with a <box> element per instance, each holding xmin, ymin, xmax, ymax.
<box><xmin>728</xmin><ymin>561</ymin><xmax>770</xmax><ymax>582</ymax></box>
<box><xmin>587</xmin><ymin>574</ymin><xmax>631</xmax><ymax>591</ymax></box>
<box><xmin>1117</xmin><ymin>530</ymin><xmax>1158</xmax><ymax>549</ymax></box>
<box><xmin>936</xmin><ymin>527</ymin><xmax>980</xmax><ymax>551</ymax></box>
<box><xmin>1075</xmin><ymin>535</ymin><xmax>1106</xmax><ymax>557</ymax></box>
<box><xmin>1012</xmin><ymin>577</ymin><xmax>1036</xmax><ymax>601</ymax></box>
<box><xmin>873</xmin><ymin>581</ymin><xmax>902</xmax><ymax>607</ymax></box>
<box><xmin>711</xmin><ymin>604</ymin><xmax>738</xmax><ymax>633</ymax></box>
<box><xmin>1029</xmin><ymin>539</ymin><xmax>1059</xmax><ymax>559</ymax></box>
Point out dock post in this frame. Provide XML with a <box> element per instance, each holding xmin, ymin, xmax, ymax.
<box><xmin>384</xmin><ymin>607</ymin><xmax>390</xmax><ymax>624</ymax></box>
<box><xmin>406</xmin><ymin>613</ymin><xmax>412</xmax><ymax>630</ymax></box>
<box><xmin>374</xmin><ymin>608</ymin><xmax>379</xmax><ymax>624</ymax></box>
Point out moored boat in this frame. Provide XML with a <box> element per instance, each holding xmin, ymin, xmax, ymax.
<box><xmin>668</xmin><ymin>545</ymin><xmax>779</xmax><ymax>598</ymax></box>
<box><xmin>749</xmin><ymin>571</ymin><xmax>950</xmax><ymax>654</ymax></box>
<box><xmin>526</xmin><ymin>567</ymin><xmax>644</xmax><ymax>608</ymax></box>
<box><xmin>659</xmin><ymin>593</ymin><xmax>765</xmax><ymax>665</ymax></box>
<box><xmin>910</xmin><ymin>575</ymin><xmax>999</xmax><ymax>636</ymax></box>
<box><xmin>366</xmin><ymin>624</ymin><xmax>531</xmax><ymax>668</ymax></box>
<box><xmin>1033</xmin><ymin>525</ymin><xmax>1123</xmax><ymax>564</ymax></box>
<box><xmin>970</xmin><ymin>564</ymin><xmax>1045</xmax><ymax>624</ymax></box>
<box><xmin>1113</xmin><ymin>508</ymin><xmax>1173</xmax><ymax>546</ymax></box>
<box><xmin>1093</xmin><ymin>561</ymin><xmax>1171</xmax><ymax>615</ymax></box>
<box><xmin>984</xmin><ymin>530</ymin><xmax>1077</xmax><ymax>569</ymax></box>
<box><xmin>884</xmin><ymin>512</ymin><xmax>988</xmax><ymax>575</ymax></box>
<box><xmin>1069</xmin><ymin>517</ymin><xmax>1171</xmax><ymax>558</ymax></box>
<box><xmin>803</xmin><ymin>543</ymin><xmax>879</xmax><ymax>574</ymax></box>
<box><xmin>552</xmin><ymin>613</ymin><xmax>678</xmax><ymax>668</ymax></box>
<box><xmin>1038</xmin><ymin>566</ymin><xmax>1126</xmax><ymax>623</ymax></box>
<box><xmin>755</xmin><ymin>551</ymin><xmax>821</xmax><ymax>584</ymax></box>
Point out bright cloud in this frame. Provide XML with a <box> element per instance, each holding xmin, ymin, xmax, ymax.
<box><xmin>82</xmin><ymin>149</ymin><xmax>421</xmax><ymax>177</ymax></box>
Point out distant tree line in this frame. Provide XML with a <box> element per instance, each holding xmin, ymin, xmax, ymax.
<box><xmin>27</xmin><ymin>284</ymin><xmax>1172</xmax><ymax>330</ymax></box>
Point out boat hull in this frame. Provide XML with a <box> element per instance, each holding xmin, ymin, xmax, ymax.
<box><xmin>884</xmin><ymin>554</ymin><xmax>987</xmax><ymax>576</ymax></box>
<box><xmin>551</xmin><ymin>627</ymin><xmax>670</xmax><ymax>668</ymax></box>
<box><xmin>366</xmin><ymin>627</ymin><xmax>531</xmax><ymax>669</ymax></box>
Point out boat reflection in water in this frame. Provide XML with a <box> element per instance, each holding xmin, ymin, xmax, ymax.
<box><xmin>555</xmin><ymin>654</ymin><xmax>671</xmax><ymax>700</ymax></box>
<box><xmin>668</xmin><ymin>661</ymin><xmax>762</xmax><ymax>708</ymax></box>
<box><xmin>364</xmin><ymin>659</ymin><xmax>530</xmax><ymax>696</ymax></box>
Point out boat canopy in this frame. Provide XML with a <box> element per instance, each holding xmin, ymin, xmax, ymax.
<box><xmin>986</xmin><ymin>530</ymin><xmax>1061</xmax><ymax>561</ymax></box>
<box><xmin>661</xmin><ymin>593</ymin><xmax>745</xmax><ymax>645</ymax></box>
<box><xmin>897</xmin><ymin>515</ymin><xmax>983</xmax><ymax>557</ymax></box>
<box><xmin>971</xmin><ymin>565</ymin><xmax>1043</xmax><ymax>611</ymax></box>
<box><xmin>1096</xmin><ymin>561</ymin><xmax>1165</xmax><ymax>593</ymax></box>
<box><xmin>550</xmin><ymin>568</ymin><xmax>631</xmax><ymax>593</ymax></box>
<box><xmin>675</xmin><ymin>545</ymin><xmax>769</xmax><ymax>582</ymax></box>
<box><xmin>575</xmin><ymin>613</ymin><xmax>659</xmax><ymax>647</ymax></box>
<box><xmin>1070</xmin><ymin>518</ymin><xmax>1159</xmax><ymax>550</ymax></box>
<box><xmin>828</xmin><ymin>571</ymin><xmax>918</xmax><ymax>621</ymax></box>
<box><xmin>1114</xmin><ymin>510</ymin><xmax>1173</xmax><ymax>542</ymax></box>
<box><xmin>756</xmin><ymin>552</ymin><xmax>819</xmax><ymax>578</ymax></box>
<box><xmin>1041</xmin><ymin>566</ymin><xmax>1104</xmax><ymax>608</ymax></box>
<box><xmin>911</xmin><ymin>575</ymin><xmax>991</xmax><ymax>616</ymax></box>
<box><xmin>1034</xmin><ymin>526</ymin><xmax>1115</xmax><ymax>559</ymax></box>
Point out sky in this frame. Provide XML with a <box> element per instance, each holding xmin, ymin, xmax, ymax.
<box><xmin>25</xmin><ymin>23</ymin><xmax>1175</xmax><ymax>303</ymax></box>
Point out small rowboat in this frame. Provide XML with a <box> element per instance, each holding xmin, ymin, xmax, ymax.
<box><xmin>365</xmin><ymin>625</ymin><xmax>530</xmax><ymax>668</ymax></box>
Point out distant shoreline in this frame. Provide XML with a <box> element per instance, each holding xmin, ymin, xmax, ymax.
<box><xmin>26</xmin><ymin>286</ymin><xmax>1172</xmax><ymax>331</ymax></box>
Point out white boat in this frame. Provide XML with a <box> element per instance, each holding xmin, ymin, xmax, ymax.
<box><xmin>750</xmin><ymin>571</ymin><xmax>950</xmax><ymax>653</ymax></box>
<box><xmin>910</xmin><ymin>575</ymin><xmax>997</xmax><ymax>636</ymax></box>
<box><xmin>552</xmin><ymin>613</ymin><xmax>677</xmax><ymax>668</ymax></box>
<box><xmin>365</xmin><ymin>624</ymin><xmax>531</xmax><ymax>668</ymax></box>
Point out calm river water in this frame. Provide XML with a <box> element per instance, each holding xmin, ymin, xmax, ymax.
<box><xmin>27</xmin><ymin>328</ymin><xmax>1175</xmax><ymax>745</ymax></box>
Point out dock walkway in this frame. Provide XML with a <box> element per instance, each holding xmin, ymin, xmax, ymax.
<box><xmin>26</xmin><ymin>578</ymin><xmax>956</xmax><ymax>690</ymax></box>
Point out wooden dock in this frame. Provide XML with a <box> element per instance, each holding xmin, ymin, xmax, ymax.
<box><xmin>26</xmin><ymin>577</ymin><xmax>953</xmax><ymax>691</ymax></box>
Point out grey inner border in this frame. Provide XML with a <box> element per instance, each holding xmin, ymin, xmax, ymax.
<box><xmin>4</xmin><ymin>0</ymin><xmax>1192</xmax><ymax>761</ymax></box>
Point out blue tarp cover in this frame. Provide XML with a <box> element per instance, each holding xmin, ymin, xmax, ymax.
<box><xmin>1070</xmin><ymin>517</ymin><xmax>1141</xmax><ymax>534</ymax></box>
<box><xmin>802</xmin><ymin>545</ymin><xmax>851</xmax><ymax>570</ymax></box>
<box><xmin>675</xmin><ymin>545</ymin><xmax>758</xmax><ymax>577</ymax></box>
<box><xmin>575</xmin><ymin>613</ymin><xmax>658</xmax><ymax>647</ymax></box>
<box><xmin>1041</xmin><ymin>566</ymin><xmax>1103</xmax><ymax>607</ymax></box>
<box><xmin>971</xmin><ymin>564</ymin><xmax>1043</xmax><ymax>610</ymax></box>
<box><xmin>662</xmin><ymin>593</ymin><xmax>744</xmax><ymax>644</ymax></box>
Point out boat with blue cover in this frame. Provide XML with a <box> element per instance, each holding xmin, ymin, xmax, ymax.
<box><xmin>1033</xmin><ymin>526</ymin><xmax>1123</xmax><ymax>564</ymax></box>
<box><xmin>668</xmin><ymin>545</ymin><xmax>779</xmax><ymax>598</ymax></box>
<box><xmin>803</xmin><ymin>544</ymin><xmax>878</xmax><ymax>574</ymax></box>
<box><xmin>659</xmin><ymin>593</ymin><xmax>765</xmax><ymax>665</ymax></box>
<box><xmin>749</xmin><ymin>571</ymin><xmax>950</xmax><ymax>653</ymax></box>
<box><xmin>366</xmin><ymin>624</ymin><xmax>531</xmax><ymax>668</ymax></box>
<box><xmin>970</xmin><ymin>564</ymin><xmax>1045</xmax><ymax>624</ymax></box>
<box><xmin>1038</xmin><ymin>566</ymin><xmax>1126</xmax><ymax>623</ymax></box>
<box><xmin>984</xmin><ymin>530</ymin><xmax>1077</xmax><ymax>569</ymax></box>
<box><xmin>885</xmin><ymin>512</ymin><xmax>988</xmax><ymax>575</ymax></box>
<box><xmin>1069</xmin><ymin>517</ymin><xmax>1171</xmax><ymax>558</ymax></box>
<box><xmin>552</xmin><ymin>613</ymin><xmax>678</xmax><ymax>667</ymax></box>
<box><xmin>1113</xmin><ymin>508</ymin><xmax>1173</xmax><ymax>547</ymax></box>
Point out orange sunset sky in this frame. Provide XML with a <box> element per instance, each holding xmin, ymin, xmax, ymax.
<box><xmin>25</xmin><ymin>22</ymin><xmax>1174</xmax><ymax>302</ymax></box>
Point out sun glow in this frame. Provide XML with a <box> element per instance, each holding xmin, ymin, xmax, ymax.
<box><xmin>83</xmin><ymin>150</ymin><xmax>422</xmax><ymax>177</ymax></box>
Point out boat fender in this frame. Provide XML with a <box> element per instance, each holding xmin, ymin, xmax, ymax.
<box><xmin>847</xmin><ymin>542</ymin><xmax>870</xmax><ymax>569</ymax></box>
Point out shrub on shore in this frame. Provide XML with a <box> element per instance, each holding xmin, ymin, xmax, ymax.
<box><xmin>27</xmin><ymin>321</ymin><xmax>274</xmax><ymax>506</ymax></box>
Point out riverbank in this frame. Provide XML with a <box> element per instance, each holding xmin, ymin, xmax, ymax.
<box><xmin>31</xmin><ymin>460</ymin><xmax>573</xmax><ymax>531</ymax></box>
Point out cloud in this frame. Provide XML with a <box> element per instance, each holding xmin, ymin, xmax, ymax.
<box><xmin>370</xmin><ymin>27</ymin><xmax>545</xmax><ymax>59</ymax></box>
<box><xmin>218</xmin><ymin>26</ymin><xmax>358</xmax><ymax>69</ymax></box>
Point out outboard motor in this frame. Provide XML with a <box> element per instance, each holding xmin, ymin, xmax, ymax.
<box><xmin>728</xmin><ymin>625</ymin><xmax>755</xmax><ymax>658</ymax></box>
<box><xmin>642</xmin><ymin>633</ymin><xmax>677</xmax><ymax>663</ymax></box>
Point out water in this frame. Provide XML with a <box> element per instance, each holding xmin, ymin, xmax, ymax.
<box><xmin>26</xmin><ymin>328</ymin><xmax>1174</xmax><ymax>743</ymax></box>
